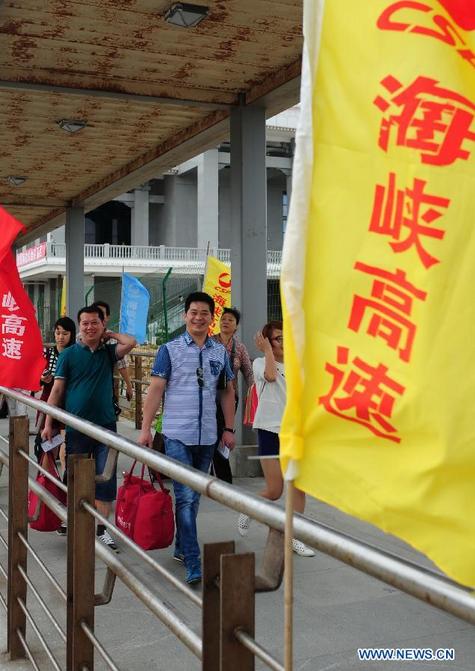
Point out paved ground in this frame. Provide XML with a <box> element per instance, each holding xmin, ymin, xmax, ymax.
<box><xmin>1</xmin><ymin>413</ymin><xmax>474</xmax><ymax>670</ymax></box>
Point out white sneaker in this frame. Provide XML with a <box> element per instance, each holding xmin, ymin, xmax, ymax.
<box><xmin>97</xmin><ymin>529</ymin><xmax>119</xmax><ymax>552</ymax></box>
<box><xmin>292</xmin><ymin>539</ymin><xmax>315</xmax><ymax>557</ymax></box>
<box><xmin>238</xmin><ymin>513</ymin><xmax>251</xmax><ymax>536</ymax></box>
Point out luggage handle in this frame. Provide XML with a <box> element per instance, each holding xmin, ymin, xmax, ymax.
<box><xmin>127</xmin><ymin>459</ymin><xmax>169</xmax><ymax>493</ymax></box>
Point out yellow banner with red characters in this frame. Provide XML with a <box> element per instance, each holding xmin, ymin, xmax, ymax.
<box><xmin>202</xmin><ymin>256</ymin><xmax>231</xmax><ymax>335</ymax></box>
<box><xmin>280</xmin><ymin>0</ymin><xmax>475</xmax><ymax>586</ymax></box>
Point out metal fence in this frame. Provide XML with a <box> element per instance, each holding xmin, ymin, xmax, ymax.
<box><xmin>1</xmin><ymin>387</ymin><xmax>474</xmax><ymax>671</ymax></box>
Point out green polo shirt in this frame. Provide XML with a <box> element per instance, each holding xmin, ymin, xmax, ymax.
<box><xmin>55</xmin><ymin>342</ymin><xmax>117</xmax><ymax>432</ymax></box>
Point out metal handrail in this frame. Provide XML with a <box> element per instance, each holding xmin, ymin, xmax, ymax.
<box><xmin>17</xmin><ymin>564</ymin><xmax>67</xmax><ymax>642</ymax></box>
<box><xmin>1</xmin><ymin>386</ymin><xmax>475</xmax><ymax>626</ymax></box>
<box><xmin>235</xmin><ymin>629</ymin><xmax>284</xmax><ymax>671</ymax></box>
<box><xmin>81</xmin><ymin>501</ymin><xmax>202</xmax><ymax>607</ymax></box>
<box><xmin>94</xmin><ymin>540</ymin><xmax>202</xmax><ymax>659</ymax></box>
<box><xmin>19</xmin><ymin>449</ymin><xmax>68</xmax><ymax>494</ymax></box>
<box><xmin>17</xmin><ymin>596</ymin><xmax>62</xmax><ymax>671</ymax></box>
<box><xmin>24</xmin><ymin>243</ymin><xmax>282</xmax><ymax>265</ymax></box>
<box><xmin>16</xmin><ymin>628</ymin><xmax>40</xmax><ymax>671</ymax></box>
<box><xmin>81</xmin><ymin>621</ymin><xmax>120</xmax><ymax>671</ymax></box>
<box><xmin>17</xmin><ymin>532</ymin><xmax>67</xmax><ymax>602</ymax></box>
<box><xmin>3</xmin><ymin>448</ymin><xmax>204</xmax><ymax>661</ymax></box>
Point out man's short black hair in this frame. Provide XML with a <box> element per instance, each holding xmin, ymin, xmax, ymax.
<box><xmin>78</xmin><ymin>305</ymin><xmax>105</xmax><ymax>323</ymax></box>
<box><xmin>222</xmin><ymin>306</ymin><xmax>240</xmax><ymax>325</ymax></box>
<box><xmin>92</xmin><ymin>300</ymin><xmax>110</xmax><ymax>317</ymax></box>
<box><xmin>185</xmin><ymin>291</ymin><xmax>215</xmax><ymax>315</ymax></box>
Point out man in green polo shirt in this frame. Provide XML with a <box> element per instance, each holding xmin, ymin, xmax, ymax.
<box><xmin>42</xmin><ymin>305</ymin><xmax>136</xmax><ymax>550</ymax></box>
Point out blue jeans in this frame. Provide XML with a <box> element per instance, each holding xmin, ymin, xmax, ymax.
<box><xmin>66</xmin><ymin>423</ymin><xmax>117</xmax><ymax>502</ymax></box>
<box><xmin>164</xmin><ymin>437</ymin><xmax>214</xmax><ymax>567</ymax></box>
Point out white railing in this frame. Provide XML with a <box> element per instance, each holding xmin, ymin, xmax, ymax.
<box><xmin>22</xmin><ymin>244</ymin><xmax>280</xmax><ymax>271</ymax></box>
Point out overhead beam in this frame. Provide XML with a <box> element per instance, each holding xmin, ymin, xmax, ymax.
<box><xmin>0</xmin><ymin>80</ymin><xmax>233</xmax><ymax>110</ymax></box>
<box><xmin>16</xmin><ymin>73</ymin><xmax>301</xmax><ymax>246</ymax></box>
<box><xmin>0</xmin><ymin>202</ymin><xmax>67</xmax><ymax>209</ymax></box>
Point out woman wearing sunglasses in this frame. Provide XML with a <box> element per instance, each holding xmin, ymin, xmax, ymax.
<box><xmin>237</xmin><ymin>320</ymin><xmax>315</xmax><ymax>557</ymax></box>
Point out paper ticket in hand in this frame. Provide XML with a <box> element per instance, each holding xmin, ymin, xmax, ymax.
<box><xmin>217</xmin><ymin>443</ymin><xmax>230</xmax><ymax>460</ymax></box>
<box><xmin>41</xmin><ymin>433</ymin><xmax>64</xmax><ymax>452</ymax></box>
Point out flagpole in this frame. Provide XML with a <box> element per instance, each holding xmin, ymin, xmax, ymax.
<box><xmin>284</xmin><ymin>462</ymin><xmax>296</xmax><ymax>671</ymax></box>
<box><xmin>202</xmin><ymin>240</ymin><xmax>210</xmax><ymax>290</ymax></box>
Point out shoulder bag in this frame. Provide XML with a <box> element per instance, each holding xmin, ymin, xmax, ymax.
<box><xmin>28</xmin><ymin>451</ymin><xmax>66</xmax><ymax>532</ymax></box>
<box><xmin>115</xmin><ymin>460</ymin><xmax>174</xmax><ymax>550</ymax></box>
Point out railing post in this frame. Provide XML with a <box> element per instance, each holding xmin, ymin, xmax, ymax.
<box><xmin>220</xmin><ymin>553</ymin><xmax>255</xmax><ymax>671</ymax></box>
<box><xmin>67</xmin><ymin>455</ymin><xmax>96</xmax><ymax>671</ymax></box>
<box><xmin>134</xmin><ymin>354</ymin><xmax>143</xmax><ymax>429</ymax></box>
<box><xmin>202</xmin><ymin>541</ymin><xmax>235</xmax><ymax>671</ymax></box>
<box><xmin>7</xmin><ymin>415</ymin><xmax>29</xmax><ymax>660</ymax></box>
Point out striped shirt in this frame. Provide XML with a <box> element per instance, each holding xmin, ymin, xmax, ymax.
<box><xmin>152</xmin><ymin>332</ymin><xmax>234</xmax><ymax>446</ymax></box>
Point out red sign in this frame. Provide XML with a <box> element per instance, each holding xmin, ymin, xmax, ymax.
<box><xmin>16</xmin><ymin>242</ymin><xmax>47</xmax><ymax>267</ymax></box>
<box><xmin>0</xmin><ymin>207</ymin><xmax>46</xmax><ymax>391</ymax></box>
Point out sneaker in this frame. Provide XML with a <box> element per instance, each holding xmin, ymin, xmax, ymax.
<box><xmin>185</xmin><ymin>563</ymin><xmax>202</xmax><ymax>585</ymax></box>
<box><xmin>292</xmin><ymin>539</ymin><xmax>315</xmax><ymax>557</ymax></box>
<box><xmin>97</xmin><ymin>529</ymin><xmax>119</xmax><ymax>553</ymax></box>
<box><xmin>56</xmin><ymin>524</ymin><xmax>67</xmax><ymax>536</ymax></box>
<box><xmin>237</xmin><ymin>513</ymin><xmax>251</xmax><ymax>537</ymax></box>
<box><xmin>173</xmin><ymin>551</ymin><xmax>185</xmax><ymax>563</ymax></box>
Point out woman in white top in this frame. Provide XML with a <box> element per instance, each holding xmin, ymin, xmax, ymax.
<box><xmin>238</xmin><ymin>320</ymin><xmax>314</xmax><ymax>557</ymax></box>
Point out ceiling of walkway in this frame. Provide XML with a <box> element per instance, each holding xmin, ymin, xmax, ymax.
<box><xmin>0</xmin><ymin>0</ymin><xmax>302</xmax><ymax>245</ymax></box>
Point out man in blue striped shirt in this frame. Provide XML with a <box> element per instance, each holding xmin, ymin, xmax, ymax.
<box><xmin>139</xmin><ymin>292</ymin><xmax>236</xmax><ymax>584</ymax></box>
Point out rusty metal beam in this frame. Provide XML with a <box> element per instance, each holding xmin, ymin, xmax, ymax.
<box><xmin>14</xmin><ymin>69</ymin><xmax>301</xmax><ymax>246</ymax></box>
<box><xmin>0</xmin><ymin>79</ymin><xmax>232</xmax><ymax>110</ymax></box>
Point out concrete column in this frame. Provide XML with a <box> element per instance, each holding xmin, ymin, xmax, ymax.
<box><xmin>230</xmin><ymin>105</ymin><xmax>267</xmax><ymax>359</ymax></box>
<box><xmin>131</xmin><ymin>187</ymin><xmax>150</xmax><ymax>246</ymax></box>
<box><xmin>65</xmin><ymin>207</ymin><xmax>85</xmax><ymax>322</ymax></box>
<box><xmin>197</xmin><ymin>149</ymin><xmax>219</xmax><ymax>251</ymax></box>
<box><xmin>230</xmin><ymin>104</ymin><xmax>267</xmax><ymax>468</ymax></box>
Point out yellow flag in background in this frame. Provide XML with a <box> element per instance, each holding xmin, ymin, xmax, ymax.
<box><xmin>202</xmin><ymin>256</ymin><xmax>231</xmax><ymax>335</ymax></box>
<box><xmin>281</xmin><ymin>0</ymin><xmax>475</xmax><ymax>586</ymax></box>
<box><xmin>60</xmin><ymin>278</ymin><xmax>67</xmax><ymax>317</ymax></box>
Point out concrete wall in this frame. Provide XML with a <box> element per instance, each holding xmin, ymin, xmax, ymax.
<box><xmin>149</xmin><ymin>203</ymin><xmax>163</xmax><ymax>246</ymax></box>
<box><xmin>267</xmin><ymin>169</ymin><xmax>286</xmax><ymax>250</ymax></box>
<box><xmin>218</xmin><ymin>167</ymin><xmax>232</xmax><ymax>249</ymax></box>
<box><xmin>158</xmin><ymin>174</ymin><xmax>197</xmax><ymax>247</ymax></box>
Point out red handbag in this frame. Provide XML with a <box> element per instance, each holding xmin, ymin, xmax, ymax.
<box><xmin>28</xmin><ymin>452</ymin><xmax>66</xmax><ymax>532</ymax></box>
<box><xmin>116</xmin><ymin>461</ymin><xmax>174</xmax><ymax>551</ymax></box>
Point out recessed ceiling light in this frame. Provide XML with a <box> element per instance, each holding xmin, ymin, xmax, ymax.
<box><xmin>57</xmin><ymin>119</ymin><xmax>88</xmax><ymax>133</ymax></box>
<box><xmin>6</xmin><ymin>176</ymin><xmax>27</xmax><ymax>187</ymax></box>
<box><xmin>164</xmin><ymin>3</ymin><xmax>208</xmax><ymax>28</ymax></box>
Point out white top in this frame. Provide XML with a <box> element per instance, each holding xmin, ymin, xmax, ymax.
<box><xmin>252</xmin><ymin>357</ymin><xmax>286</xmax><ymax>434</ymax></box>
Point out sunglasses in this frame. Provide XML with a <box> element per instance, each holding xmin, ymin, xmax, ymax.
<box><xmin>196</xmin><ymin>367</ymin><xmax>204</xmax><ymax>388</ymax></box>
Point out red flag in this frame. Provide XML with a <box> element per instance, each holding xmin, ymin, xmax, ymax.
<box><xmin>0</xmin><ymin>207</ymin><xmax>46</xmax><ymax>391</ymax></box>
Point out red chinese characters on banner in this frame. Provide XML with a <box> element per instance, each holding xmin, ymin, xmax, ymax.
<box><xmin>319</xmin><ymin>346</ymin><xmax>406</xmax><ymax>443</ymax></box>
<box><xmin>208</xmin><ymin>276</ymin><xmax>231</xmax><ymax>334</ymax></box>
<box><xmin>374</xmin><ymin>75</ymin><xmax>475</xmax><ymax>165</ymax></box>
<box><xmin>0</xmin><ymin>207</ymin><xmax>46</xmax><ymax>390</ymax></box>
<box><xmin>377</xmin><ymin>1</ymin><xmax>475</xmax><ymax>68</ymax></box>
<box><xmin>348</xmin><ymin>262</ymin><xmax>427</xmax><ymax>362</ymax></box>
<box><xmin>369</xmin><ymin>172</ymin><xmax>450</xmax><ymax>268</ymax></box>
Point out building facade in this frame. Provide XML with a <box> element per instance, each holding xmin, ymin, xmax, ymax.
<box><xmin>17</xmin><ymin>108</ymin><xmax>298</xmax><ymax>340</ymax></box>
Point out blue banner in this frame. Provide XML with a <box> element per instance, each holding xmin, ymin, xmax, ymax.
<box><xmin>119</xmin><ymin>274</ymin><xmax>150</xmax><ymax>344</ymax></box>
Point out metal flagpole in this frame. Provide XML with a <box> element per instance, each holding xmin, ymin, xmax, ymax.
<box><xmin>202</xmin><ymin>240</ymin><xmax>211</xmax><ymax>289</ymax></box>
<box><xmin>284</xmin><ymin>460</ymin><xmax>297</xmax><ymax>671</ymax></box>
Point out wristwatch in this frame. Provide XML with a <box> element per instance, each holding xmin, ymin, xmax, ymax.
<box><xmin>223</xmin><ymin>427</ymin><xmax>235</xmax><ymax>433</ymax></box>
